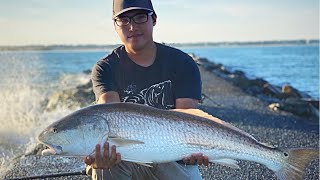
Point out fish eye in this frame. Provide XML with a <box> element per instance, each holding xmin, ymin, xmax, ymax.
<box><xmin>283</xmin><ymin>152</ymin><xmax>288</xmax><ymax>157</ymax></box>
<box><xmin>52</xmin><ymin>128</ymin><xmax>58</xmax><ymax>133</ymax></box>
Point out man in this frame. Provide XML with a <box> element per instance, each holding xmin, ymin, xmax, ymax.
<box><xmin>85</xmin><ymin>0</ymin><xmax>209</xmax><ymax>179</ymax></box>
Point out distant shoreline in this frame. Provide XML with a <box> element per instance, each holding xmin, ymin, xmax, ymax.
<box><xmin>0</xmin><ymin>39</ymin><xmax>319</xmax><ymax>51</ymax></box>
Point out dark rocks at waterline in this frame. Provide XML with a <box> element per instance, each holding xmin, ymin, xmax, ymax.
<box><xmin>45</xmin><ymin>80</ymin><xmax>95</xmax><ymax>111</ymax></box>
<box><xmin>281</xmin><ymin>84</ymin><xmax>304</xmax><ymax>98</ymax></box>
<box><xmin>193</xmin><ymin>56</ymin><xmax>319</xmax><ymax>121</ymax></box>
<box><xmin>45</xmin><ymin>69</ymin><xmax>95</xmax><ymax>111</ymax></box>
<box><xmin>83</xmin><ymin>69</ymin><xmax>92</xmax><ymax>74</ymax></box>
<box><xmin>269</xmin><ymin>98</ymin><xmax>319</xmax><ymax>121</ymax></box>
<box><xmin>191</xmin><ymin>54</ymin><xmax>231</xmax><ymax>75</ymax></box>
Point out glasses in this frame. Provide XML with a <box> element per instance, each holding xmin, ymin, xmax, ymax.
<box><xmin>114</xmin><ymin>12</ymin><xmax>153</xmax><ymax>27</ymax></box>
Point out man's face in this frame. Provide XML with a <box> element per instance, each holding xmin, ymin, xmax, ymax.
<box><xmin>114</xmin><ymin>10</ymin><xmax>156</xmax><ymax>51</ymax></box>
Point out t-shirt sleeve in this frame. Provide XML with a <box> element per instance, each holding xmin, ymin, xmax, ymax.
<box><xmin>174</xmin><ymin>55</ymin><xmax>202</xmax><ymax>100</ymax></box>
<box><xmin>91</xmin><ymin>59</ymin><xmax>118</xmax><ymax>101</ymax></box>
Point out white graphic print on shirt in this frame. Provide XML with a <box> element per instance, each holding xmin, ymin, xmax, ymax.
<box><xmin>121</xmin><ymin>80</ymin><xmax>174</xmax><ymax>109</ymax></box>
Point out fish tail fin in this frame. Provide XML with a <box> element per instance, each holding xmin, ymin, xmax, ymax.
<box><xmin>275</xmin><ymin>148</ymin><xmax>318</xmax><ymax>180</ymax></box>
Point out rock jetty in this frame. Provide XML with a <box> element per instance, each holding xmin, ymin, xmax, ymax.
<box><xmin>191</xmin><ymin>54</ymin><xmax>319</xmax><ymax>122</ymax></box>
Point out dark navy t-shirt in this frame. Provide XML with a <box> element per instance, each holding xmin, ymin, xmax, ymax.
<box><xmin>91</xmin><ymin>42</ymin><xmax>201</xmax><ymax>109</ymax></box>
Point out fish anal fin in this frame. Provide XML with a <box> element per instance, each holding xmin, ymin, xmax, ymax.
<box><xmin>135</xmin><ymin>162</ymin><xmax>153</xmax><ymax>168</ymax></box>
<box><xmin>260</xmin><ymin>142</ymin><xmax>275</xmax><ymax>149</ymax></box>
<box><xmin>108</xmin><ymin>137</ymin><xmax>144</xmax><ymax>147</ymax></box>
<box><xmin>210</xmin><ymin>159</ymin><xmax>240</xmax><ymax>169</ymax></box>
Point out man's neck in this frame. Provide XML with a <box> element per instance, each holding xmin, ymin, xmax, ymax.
<box><xmin>125</xmin><ymin>42</ymin><xmax>157</xmax><ymax>67</ymax></box>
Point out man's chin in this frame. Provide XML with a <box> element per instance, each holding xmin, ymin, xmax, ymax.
<box><xmin>126</xmin><ymin>42</ymin><xmax>145</xmax><ymax>52</ymax></box>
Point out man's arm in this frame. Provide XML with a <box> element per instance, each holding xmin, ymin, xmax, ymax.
<box><xmin>175</xmin><ymin>98</ymin><xmax>199</xmax><ymax>109</ymax></box>
<box><xmin>96</xmin><ymin>91</ymin><xmax>121</xmax><ymax>104</ymax></box>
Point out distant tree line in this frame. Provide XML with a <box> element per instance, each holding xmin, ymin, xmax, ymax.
<box><xmin>0</xmin><ymin>39</ymin><xmax>319</xmax><ymax>51</ymax></box>
<box><xmin>169</xmin><ymin>39</ymin><xmax>319</xmax><ymax>48</ymax></box>
<box><xmin>0</xmin><ymin>44</ymin><xmax>120</xmax><ymax>51</ymax></box>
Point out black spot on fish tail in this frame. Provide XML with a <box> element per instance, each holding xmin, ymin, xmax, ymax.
<box><xmin>274</xmin><ymin>148</ymin><xmax>318</xmax><ymax>180</ymax></box>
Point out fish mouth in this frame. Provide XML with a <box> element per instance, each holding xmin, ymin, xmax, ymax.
<box><xmin>37</xmin><ymin>135</ymin><xmax>63</xmax><ymax>155</ymax></box>
<box><xmin>39</xmin><ymin>142</ymin><xmax>63</xmax><ymax>155</ymax></box>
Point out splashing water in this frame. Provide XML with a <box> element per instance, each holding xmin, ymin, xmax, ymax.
<box><xmin>0</xmin><ymin>51</ymin><xmax>92</xmax><ymax>176</ymax></box>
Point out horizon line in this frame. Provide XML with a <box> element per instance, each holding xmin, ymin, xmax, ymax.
<box><xmin>0</xmin><ymin>38</ymin><xmax>319</xmax><ymax>47</ymax></box>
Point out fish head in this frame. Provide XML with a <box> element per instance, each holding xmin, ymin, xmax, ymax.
<box><xmin>38</xmin><ymin>110</ymin><xmax>109</xmax><ymax>156</ymax></box>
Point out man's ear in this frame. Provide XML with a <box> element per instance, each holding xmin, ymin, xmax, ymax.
<box><xmin>113</xmin><ymin>21</ymin><xmax>117</xmax><ymax>30</ymax></box>
<box><xmin>152</xmin><ymin>14</ymin><xmax>157</xmax><ymax>26</ymax></box>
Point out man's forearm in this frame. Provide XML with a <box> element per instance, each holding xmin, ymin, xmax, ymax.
<box><xmin>97</xmin><ymin>91</ymin><xmax>121</xmax><ymax>104</ymax></box>
<box><xmin>175</xmin><ymin>98</ymin><xmax>199</xmax><ymax>109</ymax></box>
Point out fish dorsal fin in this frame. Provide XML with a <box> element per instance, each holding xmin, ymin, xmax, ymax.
<box><xmin>172</xmin><ymin>109</ymin><xmax>258</xmax><ymax>141</ymax></box>
<box><xmin>108</xmin><ymin>137</ymin><xmax>145</xmax><ymax>147</ymax></box>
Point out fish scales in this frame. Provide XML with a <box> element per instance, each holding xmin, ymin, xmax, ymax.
<box><xmin>103</xmin><ymin>105</ymin><xmax>271</xmax><ymax>163</ymax></box>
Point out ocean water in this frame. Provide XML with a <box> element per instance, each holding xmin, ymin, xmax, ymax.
<box><xmin>182</xmin><ymin>45</ymin><xmax>319</xmax><ymax>99</ymax></box>
<box><xmin>0</xmin><ymin>45</ymin><xmax>318</xmax><ymax>176</ymax></box>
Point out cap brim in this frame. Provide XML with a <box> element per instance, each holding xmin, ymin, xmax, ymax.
<box><xmin>113</xmin><ymin>7</ymin><xmax>153</xmax><ymax>19</ymax></box>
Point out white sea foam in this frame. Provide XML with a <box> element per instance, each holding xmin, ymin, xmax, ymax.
<box><xmin>0</xmin><ymin>57</ymin><xmax>91</xmax><ymax>176</ymax></box>
<box><xmin>59</xmin><ymin>73</ymin><xmax>91</xmax><ymax>89</ymax></box>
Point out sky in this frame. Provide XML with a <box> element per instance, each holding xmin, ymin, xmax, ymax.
<box><xmin>0</xmin><ymin>0</ymin><xmax>319</xmax><ymax>45</ymax></box>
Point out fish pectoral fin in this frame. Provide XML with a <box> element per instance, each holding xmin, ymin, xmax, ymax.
<box><xmin>122</xmin><ymin>159</ymin><xmax>153</xmax><ymax>167</ymax></box>
<box><xmin>100</xmin><ymin>132</ymin><xmax>109</xmax><ymax>144</ymax></box>
<box><xmin>108</xmin><ymin>137</ymin><xmax>144</xmax><ymax>147</ymax></box>
<box><xmin>210</xmin><ymin>159</ymin><xmax>240</xmax><ymax>169</ymax></box>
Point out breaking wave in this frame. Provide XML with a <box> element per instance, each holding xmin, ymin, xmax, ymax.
<box><xmin>0</xmin><ymin>51</ymin><xmax>92</xmax><ymax>176</ymax></box>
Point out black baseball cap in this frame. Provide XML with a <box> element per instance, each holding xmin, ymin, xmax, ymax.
<box><xmin>113</xmin><ymin>0</ymin><xmax>155</xmax><ymax>19</ymax></box>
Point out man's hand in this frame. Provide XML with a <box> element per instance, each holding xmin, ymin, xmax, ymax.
<box><xmin>84</xmin><ymin>142</ymin><xmax>121</xmax><ymax>169</ymax></box>
<box><xmin>182</xmin><ymin>153</ymin><xmax>209</xmax><ymax>166</ymax></box>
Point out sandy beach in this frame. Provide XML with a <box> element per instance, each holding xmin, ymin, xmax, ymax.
<box><xmin>4</xmin><ymin>56</ymin><xmax>319</xmax><ymax>180</ymax></box>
